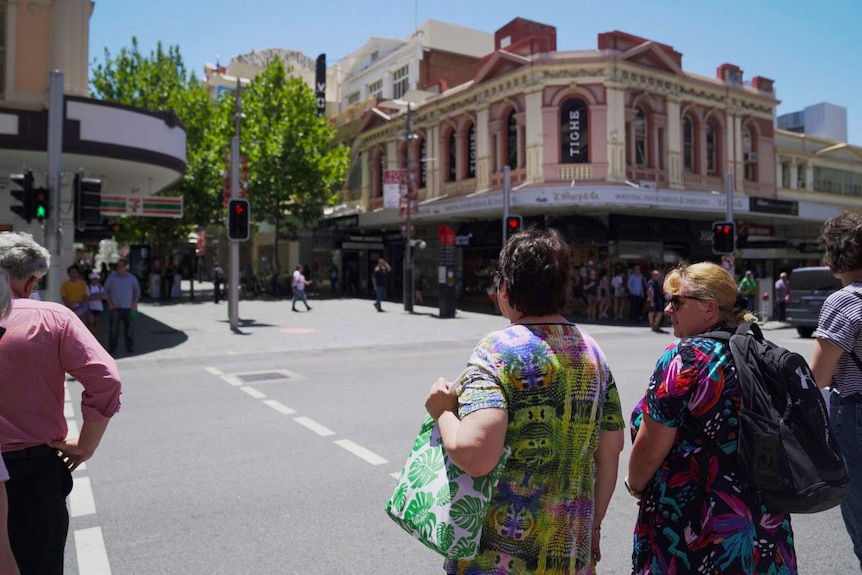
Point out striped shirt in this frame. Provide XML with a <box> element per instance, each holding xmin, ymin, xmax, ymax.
<box><xmin>814</xmin><ymin>282</ymin><xmax>862</xmax><ymax>397</ymax></box>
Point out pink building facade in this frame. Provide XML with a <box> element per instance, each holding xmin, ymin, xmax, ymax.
<box><xmin>333</xmin><ymin>19</ymin><xmax>838</xmax><ymax>307</ymax></box>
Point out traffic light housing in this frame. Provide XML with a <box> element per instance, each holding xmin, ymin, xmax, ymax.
<box><xmin>712</xmin><ymin>221</ymin><xmax>736</xmax><ymax>254</ymax></box>
<box><xmin>9</xmin><ymin>171</ymin><xmax>35</xmax><ymax>222</ymax></box>
<box><xmin>33</xmin><ymin>188</ymin><xmax>49</xmax><ymax>221</ymax></box>
<box><xmin>227</xmin><ymin>199</ymin><xmax>250</xmax><ymax>241</ymax></box>
<box><xmin>74</xmin><ymin>173</ymin><xmax>102</xmax><ymax>227</ymax></box>
<box><xmin>505</xmin><ymin>215</ymin><xmax>522</xmax><ymax>236</ymax></box>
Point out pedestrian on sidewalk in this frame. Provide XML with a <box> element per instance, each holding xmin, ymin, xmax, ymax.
<box><xmin>810</xmin><ymin>212</ymin><xmax>862</xmax><ymax>571</ymax></box>
<box><xmin>86</xmin><ymin>271</ymin><xmax>106</xmax><ymax>334</ymax></box>
<box><xmin>291</xmin><ymin>265</ymin><xmax>312</xmax><ymax>312</ymax></box>
<box><xmin>424</xmin><ymin>228</ymin><xmax>624</xmax><ymax>573</ymax></box>
<box><xmin>60</xmin><ymin>264</ymin><xmax>89</xmax><ymax>321</ymax></box>
<box><xmin>212</xmin><ymin>263</ymin><xmax>225</xmax><ymax>304</ymax></box>
<box><xmin>738</xmin><ymin>270</ymin><xmax>758</xmax><ymax>312</ymax></box>
<box><xmin>627</xmin><ymin>265</ymin><xmax>646</xmax><ymax>322</ymax></box>
<box><xmin>774</xmin><ymin>271</ymin><xmax>789</xmax><ymax>322</ymax></box>
<box><xmin>0</xmin><ymin>232</ymin><xmax>122</xmax><ymax>575</ymax></box>
<box><xmin>104</xmin><ymin>259</ymin><xmax>141</xmax><ymax>354</ymax></box>
<box><xmin>646</xmin><ymin>269</ymin><xmax>665</xmax><ymax>332</ymax></box>
<box><xmin>372</xmin><ymin>258</ymin><xmax>391</xmax><ymax>312</ymax></box>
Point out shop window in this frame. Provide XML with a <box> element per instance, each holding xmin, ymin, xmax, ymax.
<box><xmin>683</xmin><ymin>116</ymin><xmax>694</xmax><ymax>172</ymax></box>
<box><xmin>634</xmin><ymin>107</ymin><xmax>647</xmax><ymax>166</ymax></box>
<box><xmin>506</xmin><ymin>111</ymin><xmax>518</xmax><ymax>170</ymax></box>
<box><xmin>560</xmin><ymin>98</ymin><xmax>589</xmax><ymax>164</ymax></box>
<box><xmin>466</xmin><ymin>123</ymin><xmax>476</xmax><ymax>178</ymax></box>
<box><xmin>447</xmin><ymin>130</ymin><xmax>457</xmax><ymax>182</ymax></box>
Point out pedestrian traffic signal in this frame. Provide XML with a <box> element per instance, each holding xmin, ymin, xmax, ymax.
<box><xmin>227</xmin><ymin>199</ymin><xmax>250</xmax><ymax>241</ymax></box>
<box><xmin>33</xmin><ymin>188</ymin><xmax>49</xmax><ymax>221</ymax></box>
<box><xmin>505</xmin><ymin>215</ymin><xmax>522</xmax><ymax>236</ymax></box>
<box><xmin>74</xmin><ymin>173</ymin><xmax>102</xmax><ymax>226</ymax></box>
<box><xmin>712</xmin><ymin>221</ymin><xmax>736</xmax><ymax>254</ymax></box>
<box><xmin>9</xmin><ymin>171</ymin><xmax>35</xmax><ymax>222</ymax></box>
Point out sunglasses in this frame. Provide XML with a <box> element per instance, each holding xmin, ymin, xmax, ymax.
<box><xmin>668</xmin><ymin>294</ymin><xmax>704</xmax><ymax>312</ymax></box>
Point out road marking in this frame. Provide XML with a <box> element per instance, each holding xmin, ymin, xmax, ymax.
<box><xmin>75</xmin><ymin>526</ymin><xmax>112</xmax><ymax>574</ymax></box>
<box><xmin>294</xmin><ymin>417</ymin><xmax>335</xmax><ymax>437</ymax></box>
<box><xmin>67</xmin><ymin>418</ymin><xmax>80</xmax><ymax>439</ymax></box>
<box><xmin>239</xmin><ymin>386</ymin><xmax>266</xmax><ymax>399</ymax></box>
<box><xmin>263</xmin><ymin>399</ymin><xmax>296</xmax><ymax>414</ymax></box>
<box><xmin>204</xmin><ymin>366</ymin><xmax>223</xmax><ymax>376</ymax></box>
<box><xmin>65</xmin><ymin>388</ymin><xmax>71</xmax><ymax>402</ymax></box>
<box><xmin>64</xmin><ymin>402</ymin><xmax>74</xmax><ymax>419</ymax></box>
<box><xmin>221</xmin><ymin>375</ymin><xmax>244</xmax><ymax>386</ymax></box>
<box><xmin>334</xmin><ymin>439</ymin><xmax>388</xmax><ymax>466</ymax></box>
<box><xmin>390</xmin><ymin>471</ymin><xmax>401</xmax><ymax>480</ymax></box>
<box><xmin>70</xmin><ymin>476</ymin><xmax>97</xmax><ymax>517</ymax></box>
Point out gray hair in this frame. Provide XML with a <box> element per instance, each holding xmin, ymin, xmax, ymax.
<box><xmin>0</xmin><ymin>232</ymin><xmax>50</xmax><ymax>282</ymax></box>
<box><xmin>0</xmin><ymin>269</ymin><xmax>12</xmax><ymax>320</ymax></box>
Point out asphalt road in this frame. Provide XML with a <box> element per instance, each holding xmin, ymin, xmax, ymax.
<box><xmin>57</xmin><ymin>297</ymin><xmax>856</xmax><ymax>574</ymax></box>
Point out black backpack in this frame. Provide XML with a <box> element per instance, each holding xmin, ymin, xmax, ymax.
<box><xmin>700</xmin><ymin>322</ymin><xmax>850</xmax><ymax>514</ymax></box>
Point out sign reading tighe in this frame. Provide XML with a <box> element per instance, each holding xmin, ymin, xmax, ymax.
<box><xmin>561</xmin><ymin>99</ymin><xmax>589</xmax><ymax>164</ymax></box>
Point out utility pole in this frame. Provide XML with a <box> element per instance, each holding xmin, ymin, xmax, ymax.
<box><xmin>725</xmin><ymin>172</ymin><xmax>734</xmax><ymax>223</ymax></box>
<box><xmin>502</xmin><ymin>166</ymin><xmax>511</xmax><ymax>244</ymax></box>
<box><xmin>228</xmin><ymin>78</ymin><xmax>242</xmax><ymax>331</ymax></box>
<box><xmin>403</xmin><ymin>103</ymin><xmax>415</xmax><ymax>312</ymax></box>
<box><xmin>45</xmin><ymin>70</ymin><xmax>64</xmax><ymax>303</ymax></box>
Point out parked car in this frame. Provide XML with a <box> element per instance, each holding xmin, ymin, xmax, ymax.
<box><xmin>786</xmin><ymin>266</ymin><xmax>843</xmax><ymax>337</ymax></box>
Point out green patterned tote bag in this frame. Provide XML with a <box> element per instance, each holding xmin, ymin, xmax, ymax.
<box><xmin>385</xmin><ymin>413</ymin><xmax>510</xmax><ymax>560</ymax></box>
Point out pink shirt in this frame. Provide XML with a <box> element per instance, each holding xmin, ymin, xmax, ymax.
<box><xmin>0</xmin><ymin>298</ymin><xmax>122</xmax><ymax>452</ymax></box>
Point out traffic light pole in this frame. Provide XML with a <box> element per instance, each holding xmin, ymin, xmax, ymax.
<box><xmin>725</xmin><ymin>173</ymin><xmax>734</xmax><ymax>224</ymax></box>
<box><xmin>403</xmin><ymin>103</ymin><xmax>414</xmax><ymax>313</ymax></box>
<box><xmin>228</xmin><ymin>80</ymin><xmax>242</xmax><ymax>332</ymax></box>
<box><xmin>502</xmin><ymin>166</ymin><xmax>511</xmax><ymax>244</ymax></box>
<box><xmin>45</xmin><ymin>70</ymin><xmax>64</xmax><ymax>303</ymax></box>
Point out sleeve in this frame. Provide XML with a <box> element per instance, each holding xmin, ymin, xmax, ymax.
<box><xmin>59</xmin><ymin>312</ymin><xmax>122</xmax><ymax>422</ymax></box>
<box><xmin>814</xmin><ymin>292</ymin><xmax>859</xmax><ymax>353</ymax></box>
<box><xmin>457</xmin><ymin>337</ymin><xmax>507</xmax><ymax>418</ymax></box>
<box><xmin>600</xmin><ymin>371</ymin><xmax>625</xmax><ymax>432</ymax></box>
<box><xmin>643</xmin><ymin>343</ymin><xmax>699</xmax><ymax>428</ymax></box>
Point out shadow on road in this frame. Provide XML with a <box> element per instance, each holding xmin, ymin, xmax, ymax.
<box><xmin>94</xmin><ymin>311</ymin><xmax>188</xmax><ymax>359</ymax></box>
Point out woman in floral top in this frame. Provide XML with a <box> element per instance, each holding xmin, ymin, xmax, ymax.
<box><xmin>425</xmin><ymin>228</ymin><xmax>625</xmax><ymax>575</ymax></box>
<box><xmin>628</xmin><ymin>262</ymin><xmax>797</xmax><ymax>574</ymax></box>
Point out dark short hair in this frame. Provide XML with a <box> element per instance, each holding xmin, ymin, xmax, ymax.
<box><xmin>819</xmin><ymin>213</ymin><xmax>862</xmax><ymax>273</ymax></box>
<box><xmin>498</xmin><ymin>227</ymin><xmax>572</xmax><ymax>316</ymax></box>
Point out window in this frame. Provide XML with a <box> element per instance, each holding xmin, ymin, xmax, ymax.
<box><xmin>506</xmin><ymin>111</ymin><xmax>518</xmax><ymax>170</ymax></box>
<box><xmin>683</xmin><ymin>116</ymin><xmax>694</xmax><ymax>172</ymax></box>
<box><xmin>743</xmin><ymin>129</ymin><xmax>757</xmax><ymax>182</ymax></box>
<box><xmin>466</xmin><ymin>124</ymin><xmax>476</xmax><ymax>178</ymax></box>
<box><xmin>634</xmin><ymin>107</ymin><xmax>647</xmax><ymax>166</ymax></box>
<box><xmin>347</xmin><ymin>153</ymin><xmax>362</xmax><ymax>201</ymax></box>
<box><xmin>367</xmin><ymin>79</ymin><xmax>383</xmax><ymax>100</ymax></box>
<box><xmin>814</xmin><ymin>167</ymin><xmax>862</xmax><ymax>197</ymax></box>
<box><xmin>374</xmin><ymin>149</ymin><xmax>386</xmax><ymax>198</ymax></box>
<box><xmin>448</xmin><ymin>130</ymin><xmax>457</xmax><ymax>182</ymax></box>
<box><xmin>419</xmin><ymin>138</ymin><xmax>427</xmax><ymax>188</ymax></box>
<box><xmin>347</xmin><ymin>91</ymin><xmax>360</xmax><ymax>106</ymax></box>
<box><xmin>560</xmin><ymin>99</ymin><xmax>589</xmax><ymax>164</ymax></box>
<box><xmin>706</xmin><ymin>122</ymin><xmax>716</xmax><ymax>175</ymax></box>
<box><xmin>657</xmin><ymin>128</ymin><xmax>665</xmax><ymax>171</ymax></box>
<box><xmin>393</xmin><ymin>65</ymin><xmax>409</xmax><ymax>100</ymax></box>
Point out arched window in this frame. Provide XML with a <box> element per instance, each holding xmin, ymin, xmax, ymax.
<box><xmin>706</xmin><ymin>122</ymin><xmax>716</xmax><ymax>175</ymax></box>
<box><xmin>375</xmin><ymin>149</ymin><xmax>386</xmax><ymax>198</ymax></box>
<box><xmin>634</xmin><ymin>107</ymin><xmax>647</xmax><ymax>166</ymax></box>
<box><xmin>506</xmin><ymin>111</ymin><xmax>518</xmax><ymax>170</ymax></box>
<box><xmin>743</xmin><ymin>128</ymin><xmax>757</xmax><ymax>182</ymax></box>
<box><xmin>560</xmin><ymin>99</ymin><xmax>589</xmax><ymax>164</ymax></box>
<box><xmin>448</xmin><ymin>130</ymin><xmax>457</xmax><ymax>182</ymax></box>
<box><xmin>419</xmin><ymin>138</ymin><xmax>427</xmax><ymax>188</ymax></box>
<box><xmin>466</xmin><ymin>123</ymin><xmax>476</xmax><ymax>178</ymax></box>
<box><xmin>683</xmin><ymin>116</ymin><xmax>694</xmax><ymax>172</ymax></box>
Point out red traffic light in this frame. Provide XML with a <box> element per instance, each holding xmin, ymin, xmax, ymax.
<box><xmin>233</xmin><ymin>203</ymin><xmax>246</xmax><ymax>215</ymax></box>
<box><xmin>505</xmin><ymin>215</ymin><xmax>522</xmax><ymax>233</ymax></box>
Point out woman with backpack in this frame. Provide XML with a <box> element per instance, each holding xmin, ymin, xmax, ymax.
<box><xmin>627</xmin><ymin>262</ymin><xmax>798</xmax><ymax>574</ymax></box>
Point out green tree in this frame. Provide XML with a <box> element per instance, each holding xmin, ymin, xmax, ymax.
<box><xmin>241</xmin><ymin>58</ymin><xmax>348</xmax><ymax>270</ymax></box>
<box><xmin>90</xmin><ymin>38</ymin><xmax>227</xmax><ymax>258</ymax></box>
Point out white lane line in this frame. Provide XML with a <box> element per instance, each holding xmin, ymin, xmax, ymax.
<box><xmin>70</xmin><ymin>476</ymin><xmax>97</xmax><ymax>517</ymax></box>
<box><xmin>204</xmin><ymin>366</ymin><xmax>223</xmax><ymax>377</ymax></box>
<box><xmin>334</xmin><ymin>439</ymin><xmax>388</xmax><ymax>466</ymax></box>
<box><xmin>293</xmin><ymin>417</ymin><xmax>335</xmax><ymax>437</ymax></box>
<box><xmin>239</xmin><ymin>386</ymin><xmax>266</xmax><ymax>399</ymax></box>
<box><xmin>221</xmin><ymin>375</ymin><xmax>244</xmax><ymax>386</ymax></box>
<box><xmin>75</xmin><ymin>526</ymin><xmax>112</xmax><ymax>574</ymax></box>
<box><xmin>263</xmin><ymin>399</ymin><xmax>296</xmax><ymax>415</ymax></box>
<box><xmin>65</xmin><ymin>388</ymin><xmax>71</xmax><ymax>402</ymax></box>
<box><xmin>67</xmin><ymin>418</ymin><xmax>80</xmax><ymax>439</ymax></box>
<box><xmin>390</xmin><ymin>471</ymin><xmax>401</xmax><ymax>480</ymax></box>
<box><xmin>64</xmin><ymin>402</ymin><xmax>74</xmax><ymax>419</ymax></box>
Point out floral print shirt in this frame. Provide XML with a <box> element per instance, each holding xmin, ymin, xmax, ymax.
<box><xmin>445</xmin><ymin>322</ymin><xmax>624</xmax><ymax>575</ymax></box>
<box><xmin>630</xmin><ymin>333</ymin><xmax>798</xmax><ymax>575</ymax></box>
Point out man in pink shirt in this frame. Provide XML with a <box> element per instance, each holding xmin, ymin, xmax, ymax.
<box><xmin>0</xmin><ymin>232</ymin><xmax>121</xmax><ymax>575</ymax></box>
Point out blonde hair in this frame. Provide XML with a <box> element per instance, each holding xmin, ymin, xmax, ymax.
<box><xmin>663</xmin><ymin>262</ymin><xmax>757</xmax><ymax>327</ymax></box>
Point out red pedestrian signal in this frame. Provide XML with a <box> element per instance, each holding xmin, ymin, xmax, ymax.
<box><xmin>227</xmin><ymin>199</ymin><xmax>250</xmax><ymax>241</ymax></box>
<box><xmin>711</xmin><ymin>221</ymin><xmax>736</xmax><ymax>254</ymax></box>
<box><xmin>505</xmin><ymin>215</ymin><xmax>522</xmax><ymax>236</ymax></box>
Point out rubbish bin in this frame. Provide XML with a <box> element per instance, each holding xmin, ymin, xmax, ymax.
<box><xmin>439</xmin><ymin>283</ymin><xmax>456</xmax><ymax>318</ymax></box>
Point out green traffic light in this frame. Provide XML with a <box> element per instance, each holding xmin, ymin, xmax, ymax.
<box><xmin>35</xmin><ymin>205</ymin><xmax>47</xmax><ymax>219</ymax></box>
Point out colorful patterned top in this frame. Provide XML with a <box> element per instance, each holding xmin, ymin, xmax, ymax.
<box><xmin>444</xmin><ymin>322</ymin><xmax>624</xmax><ymax>575</ymax></box>
<box><xmin>630</xmin><ymin>331</ymin><xmax>798</xmax><ymax>575</ymax></box>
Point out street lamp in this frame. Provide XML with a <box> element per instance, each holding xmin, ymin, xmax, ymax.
<box><xmin>400</xmin><ymin>102</ymin><xmax>419</xmax><ymax>312</ymax></box>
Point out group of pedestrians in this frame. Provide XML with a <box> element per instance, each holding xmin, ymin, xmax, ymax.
<box><xmin>421</xmin><ymin>221</ymin><xmax>862</xmax><ymax>574</ymax></box>
<box><xmin>0</xmin><ymin>232</ymin><xmax>123</xmax><ymax>574</ymax></box>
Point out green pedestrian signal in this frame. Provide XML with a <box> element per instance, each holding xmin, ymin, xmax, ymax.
<box><xmin>34</xmin><ymin>189</ymin><xmax>49</xmax><ymax>221</ymax></box>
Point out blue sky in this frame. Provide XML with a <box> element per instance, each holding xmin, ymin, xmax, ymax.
<box><xmin>90</xmin><ymin>0</ymin><xmax>861</xmax><ymax>144</ymax></box>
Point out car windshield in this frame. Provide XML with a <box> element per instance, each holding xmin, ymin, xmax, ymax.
<box><xmin>790</xmin><ymin>269</ymin><xmax>843</xmax><ymax>292</ymax></box>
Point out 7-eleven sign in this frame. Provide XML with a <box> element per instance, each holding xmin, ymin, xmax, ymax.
<box><xmin>100</xmin><ymin>195</ymin><xmax>183</xmax><ymax>218</ymax></box>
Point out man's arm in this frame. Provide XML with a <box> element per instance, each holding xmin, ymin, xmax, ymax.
<box><xmin>49</xmin><ymin>418</ymin><xmax>109</xmax><ymax>472</ymax></box>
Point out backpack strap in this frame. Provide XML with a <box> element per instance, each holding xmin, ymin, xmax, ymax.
<box><xmin>843</xmin><ymin>291</ymin><xmax>862</xmax><ymax>374</ymax></box>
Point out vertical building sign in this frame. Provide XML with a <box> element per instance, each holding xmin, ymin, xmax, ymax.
<box><xmin>561</xmin><ymin>99</ymin><xmax>589</xmax><ymax>164</ymax></box>
<box><xmin>467</xmin><ymin>125</ymin><xmax>477</xmax><ymax>178</ymax></box>
<box><xmin>315</xmin><ymin>53</ymin><xmax>326</xmax><ymax>117</ymax></box>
